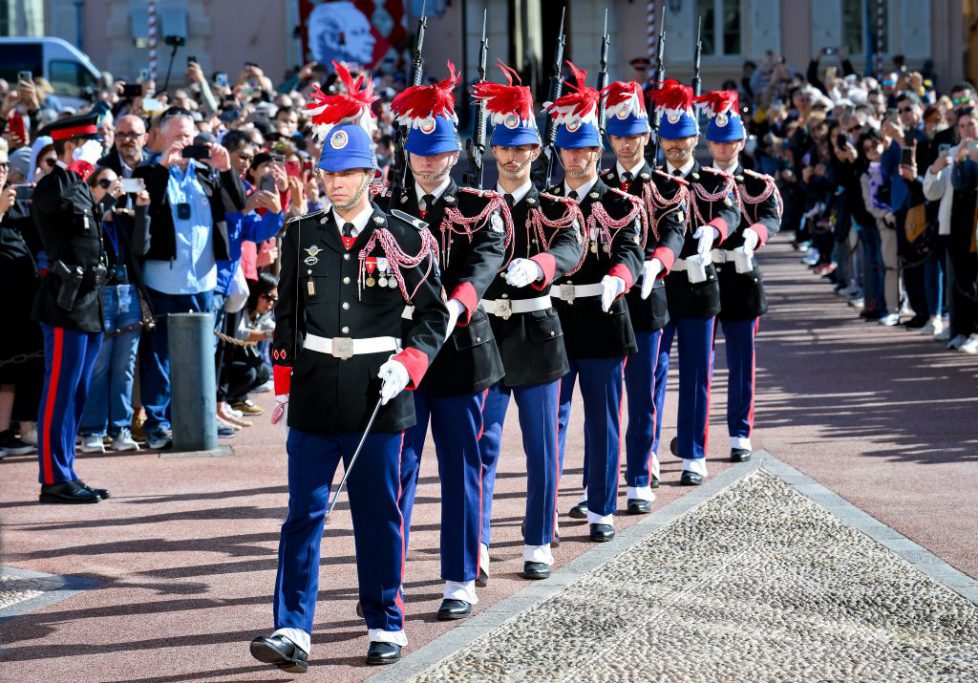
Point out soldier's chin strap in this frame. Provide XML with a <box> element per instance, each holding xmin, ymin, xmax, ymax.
<box><xmin>332</xmin><ymin>174</ymin><xmax>372</xmax><ymax>213</ymax></box>
<box><xmin>408</xmin><ymin>156</ymin><xmax>455</xmax><ymax>183</ymax></box>
<box><xmin>556</xmin><ymin>149</ymin><xmax>601</xmax><ymax>179</ymax></box>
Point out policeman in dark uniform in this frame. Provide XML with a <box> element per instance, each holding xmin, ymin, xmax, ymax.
<box><xmin>650</xmin><ymin>80</ymin><xmax>739</xmax><ymax>485</ymax></box>
<box><xmin>546</xmin><ymin>62</ymin><xmax>643</xmax><ymax>542</ymax></box>
<box><xmin>472</xmin><ymin>64</ymin><xmax>585</xmax><ymax>581</ymax></box>
<box><xmin>701</xmin><ymin>90</ymin><xmax>782</xmax><ymax>462</ymax></box>
<box><xmin>599</xmin><ymin>79</ymin><xmax>688</xmax><ymax>513</ymax></box>
<box><xmin>249</xmin><ymin>89</ymin><xmax>447</xmax><ymax>670</ymax></box>
<box><xmin>30</xmin><ymin>113</ymin><xmax>112</xmax><ymax>503</ymax></box>
<box><xmin>383</xmin><ymin>63</ymin><xmax>508</xmax><ymax>620</ymax></box>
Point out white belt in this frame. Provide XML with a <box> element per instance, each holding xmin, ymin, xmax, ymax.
<box><xmin>672</xmin><ymin>252</ymin><xmax>716</xmax><ymax>272</ymax></box>
<box><xmin>304</xmin><ymin>334</ymin><xmax>400</xmax><ymax>360</ymax></box>
<box><xmin>553</xmin><ymin>283</ymin><xmax>604</xmax><ymax>303</ymax></box>
<box><xmin>480</xmin><ymin>295</ymin><xmax>552</xmax><ymax>320</ymax></box>
<box><xmin>711</xmin><ymin>250</ymin><xmax>754</xmax><ymax>267</ymax></box>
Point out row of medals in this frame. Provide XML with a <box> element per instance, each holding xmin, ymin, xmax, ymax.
<box><xmin>364</xmin><ymin>257</ymin><xmax>399</xmax><ymax>289</ymax></box>
<box><xmin>590</xmin><ymin>227</ymin><xmax>611</xmax><ymax>255</ymax></box>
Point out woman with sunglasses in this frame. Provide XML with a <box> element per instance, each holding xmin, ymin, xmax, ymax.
<box><xmin>77</xmin><ymin>166</ymin><xmax>152</xmax><ymax>453</ymax></box>
<box><xmin>225</xmin><ymin>273</ymin><xmax>277</xmax><ymax>413</ymax></box>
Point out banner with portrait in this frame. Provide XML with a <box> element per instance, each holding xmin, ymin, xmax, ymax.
<box><xmin>299</xmin><ymin>0</ymin><xmax>408</xmax><ymax>71</ymax></box>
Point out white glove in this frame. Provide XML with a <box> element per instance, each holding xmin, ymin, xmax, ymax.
<box><xmin>504</xmin><ymin>258</ymin><xmax>544</xmax><ymax>288</ymax></box>
<box><xmin>72</xmin><ymin>140</ymin><xmax>104</xmax><ymax>166</ymax></box>
<box><xmin>378</xmin><ymin>359</ymin><xmax>410</xmax><ymax>405</ymax></box>
<box><xmin>742</xmin><ymin>227</ymin><xmax>760</xmax><ymax>257</ymax></box>
<box><xmin>444</xmin><ymin>298</ymin><xmax>465</xmax><ymax>342</ymax></box>
<box><xmin>270</xmin><ymin>395</ymin><xmax>289</xmax><ymax>426</ymax></box>
<box><xmin>693</xmin><ymin>225</ymin><xmax>719</xmax><ymax>258</ymax></box>
<box><xmin>640</xmin><ymin>259</ymin><xmax>663</xmax><ymax>300</ymax></box>
<box><xmin>600</xmin><ymin>275</ymin><xmax>625</xmax><ymax>313</ymax></box>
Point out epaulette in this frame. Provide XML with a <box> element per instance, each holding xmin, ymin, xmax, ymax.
<box><xmin>652</xmin><ymin>169</ymin><xmax>689</xmax><ymax>187</ymax></box>
<box><xmin>742</xmin><ymin>168</ymin><xmax>775</xmax><ymax>186</ymax></box>
<box><xmin>546</xmin><ymin>184</ymin><xmax>563</xmax><ymax>196</ymax></box>
<box><xmin>600</xmin><ymin>168</ymin><xmax>615</xmax><ymax>180</ymax></box>
<box><xmin>457</xmin><ymin>186</ymin><xmax>504</xmax><ymax>203</ymax></box>
<box><xmin>389</xmin><ymin>209</ymin><xmax>429</xmax><ymax>231</ymax></box>
<box><xmin>287</xmin><ymin>208</ymin><xmax>326</xmax><ymax>224</ymax></box>
<box><xmin>539</xmin><ymin>191</ymin><xmax>577</xmax><ymax>206</ymax></box>
<box><xmin>608</xmin><ymin>186</ymin><xmax>643</xmax><ymax>207</ymax></box>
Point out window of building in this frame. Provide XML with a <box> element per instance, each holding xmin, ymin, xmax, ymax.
<box><xmin>696</xmin><ymin>0</ymin><xmax>742</xmax><ymax>57</ymax></box>
<box><xmin>843</xmin><ymin>0</ymin><xmax>888</xmax><ymax>55</ymax></box>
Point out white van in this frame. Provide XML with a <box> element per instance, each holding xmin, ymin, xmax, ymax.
<box><xmin>0</xmin><ymin>37</ymin><xmax>102</xmax><ymax>110</ymax></box>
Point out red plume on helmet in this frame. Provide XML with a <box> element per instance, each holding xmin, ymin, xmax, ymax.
<box><xmin>391</xmin><ymin>61</ymin><xmax>462</xmax><ymax>128</ymax></box>
<box><xmin>544</xmin><ymin>60</ymin><xmax>600</xmax><ymax>126</ymax></box>
<box><xmin>304</xmin><ymin>61</ymin><xmax>379</xmax><ymax>140</ymax></box>
<box><xmin>696</xmin><ymin>90</ymin><xmax>739</xmax><ymax>119</ymax></box>
<box><xmin>602</xmin><ymin>80</ymin><xmax>648</xmax><ymax>121</ymax></box>
<box><xmin>649</xmin><ymin>79</ymin><xmax>696</xmax><ymax>122</ymax></box>
<box><xmin>472</xmin><ymin>60</ymin><xmax>535</xmax><ymax>127</ymax></box>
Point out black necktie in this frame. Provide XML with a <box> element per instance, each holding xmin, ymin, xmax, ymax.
<box><xmin>672</xmin><ymin>169</ymin><xmax>683</xmax><ymax>178</ymax></box>
<box><xmin>421</xmin><ymin>194</ymin><xmax>435</xmax><ymax>211</ymax></box>
<box><xmin>342</xmin><ymin>222</ymin><xmax>356</xmax><ymax>238</ymax></box>
<box><xmin>622</xmin><ymin>171</ymin><xmax>634</xmax><ymax>183</ymax></box>
<box><xmin>504</xmin><ymin>193</ymin><xmax>515</xmax><ymax>208</ymax></box>
<box><xmin>568</xmin><ymin>190</ymin><xmax>579</xmax><ymax>201</ymax></box>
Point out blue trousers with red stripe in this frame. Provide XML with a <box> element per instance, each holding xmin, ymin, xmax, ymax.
<box><xmin>400</xmin><ymin>389</ymin><xmax>484</xmax><ymax>583</ymax></box>
<box><xmin>479</xmin><ymin>380</ymin><xmax>560</xmax><ymax>548</ymax></box>
<box><xmin>653</xmin><ymin>317</ymin><xmax>716</xmax><ymax>462</ymax></box>
<box><xmin>624</xmin><ymin>330</ymin><xmax>664</xmax><ymax>488</ymax></box>
<box><xmin>557</xmin><ymin>357</ymin><xmax>625</xmax><ymax>518</ymax></box>
<box><xmin>274</xmin><ymin>428</ymin><xmax>406</xmax><ymax>636</ymax></box>
<box><xmin>718</xmin><ymin>318</ymin><xmax>759</xmax><ymax>441</ymax></box>
<box><xmin>36</xmin><ymin>324</ymin><xmax>102</xmax><ymax>485</ymax></box>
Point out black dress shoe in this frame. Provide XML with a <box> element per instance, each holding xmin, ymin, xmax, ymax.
<box><xmin>589</xmin><ymin>523</ymin><xmax>615</xmax><ymax>542</ymax></box>
<box><xmin>627</xmin><ymin>498</ymin><xmax>651</xmax><ymax>514</ymax></box>
<box><xmin>250</xmin><ymin>635</ymin><xmax>309</xmax><ymax>674</ymax></box>
<box><xmin>669</xmin><ymin>437</ymin><xmax>678</xmax><ymax>456</ymax></box>
<box><xmin>680</xmin><ymin>470</ymin><xmax>703</xmax><ymax>486</ymax></box>
<box><xmin>366</xmin><ymin>641</ymin><xmax>401</xmax><ymax>665</ymax></box>
<box><xmin>76</xmin><ymin>480</ymin><xmax>111</xmax><ymax>499</ymax></box>
<box><xmin>475</xmin><ymin>567</ymin><xmax>489</xmax><ymax>588</ymax></box>
<box><xmin>904</xmin><ymin>315</ymin><xmax>929</xmax><ymax>329</ymax></box>
<box><xmin>650</xmin><ymin>476</ymin><xmax>660</xmax><ymax>489</ymax></box>
<box><xmin>437</xmin><ymin>598</ymin><xmax>472</xmax><ymax>620</ymax></box>
<box><xmin>568</xmin><ymin>501</ymin><xmax>588</xmax><ymax>519</ymax></box>
<box><xmin>39</xmin><ymin>481</ymin><xmax>101</xmax><ymax>504</ymax></box>
<box><xmin>521</xmin><ymin>561</ymin><xmax>551</xmax><ymax>580</ymax></box>
<box><xmin>730</xmin><ymin>447</ymin><xmax>752</xmax><ymax>462</ymax></box>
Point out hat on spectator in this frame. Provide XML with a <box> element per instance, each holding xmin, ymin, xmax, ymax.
<box><xmin>392</xmin><ymin>61</ymin><xmax>463</xmax><ymax>156</ymax></box>
<box><xmin>698</xmin><ymin>90</ymin><xmax>745</xmax><ymax>142</ymax></box>
<box><xmin>602</xmin><ymin>80</ymin><xmax>651</xmax><ymax>137</ymax></box>
<box><xmin>472</xmin><ymin>61</ymin><xmax>540</xmax><ymax>148</ymax></box>
<box><xmin>305</xmin><ymin>61</ymin><xmax>380</xmax><ymax>173</ymax></box>
<box><xmin>8</xmin><ymin>146</ymin><xmax>32</xmax><ymax>179</ymax></box>
<box><xmin>629</xmin><ymin>57</ymin><xmax>652</xmax><ymax>72</ymax></box>
<box><xmin>545</xmin><ymin>61</ymin><xmax>601</xmax><ymax>149</ymax></box>
<box><xmin>38</xmin><ymin>112</ymin><xmax>101</xmax><ymax>143</ymax></box>
<box><xmin>650</xmin><ymin>79</ymin><xmax>698</xmax><ymax>140</ymax></box>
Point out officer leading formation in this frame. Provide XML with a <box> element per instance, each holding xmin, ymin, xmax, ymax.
<box><xmin>236</xmin><ymin>51</ymin><xmax>781</xmax><ymax>671</ymax></box>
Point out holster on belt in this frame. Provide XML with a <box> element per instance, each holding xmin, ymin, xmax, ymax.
<box><xmin>53</xmin><ymin>260</ymin><xmax>84</xmax><ymax>311</ymax></box>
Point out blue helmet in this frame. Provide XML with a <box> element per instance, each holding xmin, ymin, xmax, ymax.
<box><xmin>393</xmin><ymin>61</ymin><xmax>463</xmax><ymax>157</ymax></box>
<box><xmin>547</xmin><ymin>60</ymin><xmax>602</xmax><ymax>149</ymax></box>
<box><xmin>473</xmin><ymin>63</ymin><xmax>542</xmax><ymax>148</ymax></box>
<box><xmin>701</xmin><ymin>90</ymin><xmax>746</xmax><ymax>142</ymax></box>
<box><xmin>404</xmin><ymin>115</ymin><xmax>462</xmax><ymax>155</ymax></box>
<box><xmin>651</xmin><ymin>79</ymin><xmax>699</xmax><ymax>141</ymax></box>
<box><xmin>604</xmin><ymin>81</ymin><xmax>652</xmax><ymax>137</ymax></box>
<box><xmin>555</xmin><ymin>121</ymin><xmax>602</xmax><ymax>149</ymax></box>
<box><xmin>317</xmin><ymin>124</ymin><xmax>378</xmax><ymax>173</ymax></box>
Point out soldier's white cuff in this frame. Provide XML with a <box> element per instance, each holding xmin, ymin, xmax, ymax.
<box><xmin>682</xmin><ymin>458</ymin><xmax>709</xmax><ymax>476</ymax></box>
<box><xmin>587</xmin><ymin>511</ymin><xmax>614</xmax><ymax>525</ymax></box>
<box><xmin>627</xmin><ymin>486</ymin><xmax>656</xmax><ymax>503</ymax></box>
<box><xmin>368</xmin><ymin>628</ymin><xmax>408</xmax><ymax>646</ymax></box>
<box><xmin>444</xmin><ymin>580</ymin><xmax>478</xmax><ymax>605</ymax></box>
<box><xmin>523</xmin><ymin>544</ymin><xmax>554</xmax><ymax>565</ymax></box>
<box><xmin>731</xmin><ymin>436</ymin><xmax>752</xmax><ymax>450</ymax></box>
<box><xmin>272</xmin><ymin>627</ymin><xmax>310</xmax><ymax>655</ymax></box>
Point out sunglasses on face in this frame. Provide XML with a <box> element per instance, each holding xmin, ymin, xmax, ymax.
<box><xmin>43</xmin><ymin>158</ymin><xmax>56</xmax><ymax>168</ymax></box>
<box><xmin>898</xmin><ymin>106</ymin><xmax>915</xmax><ymax>114</ymax></box>
<box><xmin>116</xmin><ymin>131</ymin><xmax>143</xmax><ymax>140</ymax></box>
<box><xmin>97</xmin><ymin>178</ymin><xmax>115</xmax><ymax>189</ymax></box>
<box><xmin>952</xmin><ymin>97</ymin><xmax>972</xmax><ymax>106</ymax></box>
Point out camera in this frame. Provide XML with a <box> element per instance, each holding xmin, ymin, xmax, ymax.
<box><xmin>164</xmin><ymin>35</ymin><xmax>186</xmax><ymax>47</ymax></box>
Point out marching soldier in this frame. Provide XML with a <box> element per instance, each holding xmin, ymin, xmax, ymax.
<box><xmin>473</xmin><ymin>64</ymin><xmax>585</xmax><ymax>581</ymax></box>
<box><xmin>700</xmin><ymin>90</ymin><xmax>782</xmax><ymax>462</ymax></box>
<box><xmin>650</xmin><ymin>80</ymin><xmax>739</xmax><ymax>485</ymax></box>
<box><xmin>382</xmin><ymin>62</ymin><xmax>509</xmax><ymax>620</ymax></box>
<box><xmin>546</xmin><ymin>62</ymin><xmax>643</xmax><ymax>542</ymax></box>
<box><xmin>249</xmin><ymin>74</ymin><xmax>448</xmax><ymax>670</ymax></box>
<box><xmin>598</xmin><ymin>80</ymin><xmax>688</xmax><ymax>513</ymax></box>
<box><xmin>31</xmin><ymin>113</ymin><xmax>112</xmax><ymax>504</ymax></box>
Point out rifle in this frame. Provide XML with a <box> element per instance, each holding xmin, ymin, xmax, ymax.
<box><xmin>533</xmin><ymin>6</ymin><xmax>566</xmax><ymax>190</ymax></box>
<box><xmin>596</xmin><ymin>9</ymin><xmax>610</xmax><ymax>139</ymax></box>
<box><xmin>389</xmin><ymin>1</ymin><xmax>427</xmax><ymax>199</ymax></box>
<box><xmin>645</xmin><ymin>2</ymin><xmax>666</xmax><ymax>168</ymax></box>
<box><xmin>692</xmin><ymin>15</ymin><xmax>703</xmax><ymax>97</ymax></box>
<box><xmin>463</xmin><ymin>10</ymin><xmax>488</xmax><ymax>189</ymax></box>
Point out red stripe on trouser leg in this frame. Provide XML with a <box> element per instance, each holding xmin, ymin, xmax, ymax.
<box><xmin>552</xmin><ymin>377</ymin><xmax>562</xmax><ymax>543</ymax></box>
<box><xmin>41</xmin><ymin>327</ymin><xmax>64</xmax><ymax>485</ymax></box>
<box><xmin>747</xmin><ymin>318</ymin><xmax>760</xmax><ymax>435</ymax></box>
<box><xmin>645</xmin><ymin>332</ymin><xmax>663</xmax><ymax>477</ymax></box>
<box><xmin>395</xmin><ymin>431</ymin><xmax>407</xmax><ymax>617</ymax></box>
<box><xmin>476</xmin><ymin>389</ymin><xmax>488</xmax><ymax>574</ymax></box>
<box><xmin>703</xmin><ymin>317</ymin><xmax>716</xmax><ymax>454</ymax></box>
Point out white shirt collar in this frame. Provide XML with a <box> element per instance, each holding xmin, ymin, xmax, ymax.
<box><xmin>616</xmin><ymin>158</ymin><xmax>646</xmax><ymax>179</ymax></box>
<box><xmin>415</xmin><ymin>177</ymin><xmax>452</xmax><ymax>205</ymax></box>
<box><xmin>333</xmin><ymin>202</ymin><xmax>374</xmax><ymax>237</ymax></box>
<box><xmin>666</xmin><ymin>157</ymin><xmax>696</xmax><ymax>178</ymax></box>
<box><xmin>564</xmin><ymin>175</ymin><xmax>598</xmax><ymax>200</ymax></box>
<box><xmin>496</xmin><ymin>180</ymin><xmax>533</xmax><ymax>205</ymax></box>
<box><xmin>715</xmin><ymin>159</ymin><xmax>739</xmax><ymax>174</ymax></box>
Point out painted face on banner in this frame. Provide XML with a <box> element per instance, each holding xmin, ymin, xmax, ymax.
<box><xmin>308</xmin><ymin>1</ymin><xmax>377</xmax><ymax>67</ymax></box>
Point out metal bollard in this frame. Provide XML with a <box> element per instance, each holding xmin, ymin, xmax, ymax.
<box><xmin>167</xmin><ymin>312</ymin><xmax>218</xmax><ymax>452</ymax></box>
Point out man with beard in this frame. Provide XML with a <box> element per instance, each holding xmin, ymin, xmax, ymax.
<box><xmin>98</xmin><ymin>115</ymin><xmax>149</xmax><ymax>178</ymax></box>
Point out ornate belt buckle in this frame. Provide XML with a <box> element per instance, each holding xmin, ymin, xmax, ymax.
<box><xmin>332</xmin><ymin>337</ymin><xmax>354</xmax><ymax>360</ymax></box>
<box><xmin>497</xmin><ymin>299</ymin><xmax>512</xmax><ymax>320</ymax></box>
<box><xmin>559</xmin><ymin>284</ymin><xmax>575</xmax><ymax>304</ymax></box>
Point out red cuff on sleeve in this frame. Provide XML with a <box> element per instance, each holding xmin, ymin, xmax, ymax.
<box><xmin>449</xmin><ymin>282</ymin><xmax>479</xmax><ymax>326</ymax></box>
<box><xmin>273</xmin><ymin>364</ymin><xmax>292</xmax><ymax>396</ymax></box>
<box><xmin>708</xmin><ymin>217</ymin><xmax>729</xmax><ymax>244</ymax></box>
<box><xmin>530</xmin><ymin>253</ymin><xmax>557</xmax><ymax>290</ymax></box>
<box><xmin>749</xmin><ymin>222</ymin><xmax>769</xmax><ymax>247</ymax></box>
<box><xmin>650</xmin><ymin>247</ymin><xmax>676</xmax><ymax>276</ymax></box>
<box><xmin>67</xmin><ymin>160</ymin><xmax>95</xmax><ymax>181</ymax></box>
<box><xmin>608</xmin><ymin>263</ymin><xmax>634</xmax><ymax>294</ymax></box>
<box><xmin>393</xmin><ymin>347</ymin><xmax>430</xmax><ymax>389</ymax></box>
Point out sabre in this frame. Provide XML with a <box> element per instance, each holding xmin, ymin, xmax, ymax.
<box><xmin>325</xmin><ymin>397</ymin><xmax>384</xmax><ymax>523</ymax></box>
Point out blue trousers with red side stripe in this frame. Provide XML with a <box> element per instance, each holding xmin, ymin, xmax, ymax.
<box><xmin>399</xmin><ymin>388</ymin><xmax>485</xmax><ymax>583</ymax></box>
<box><xmin>624</xmin><ymin>330</ymin><xmax>664</xmax><ymax>488</ymax></box>
<box><xmin>556</xmin><ymin>357</ymin><xmax>625</xmax><ymax>518</ymax></box>
<box><xmin>717</xmin><ymin>318</ymin><xmax>760</xmax><ymax>441</ymax></box>
<box><xmin>479</xmin><ymin>380</ymin><xmax>560</xmax><ymax>548</ymax></box>
<box><xmin>36</xmin><ymin>324</ymin><xmax>102</xmax><ymax>485</ymax></box>
<box><xmin>653</xmin><ymin>317</ymin><xmax>716</xmax><ymax>462</ymax></box>
<box><xmin>274</xmin><ymin>428</ymin><xmax>406</xmax><ymax>637</ymax></box>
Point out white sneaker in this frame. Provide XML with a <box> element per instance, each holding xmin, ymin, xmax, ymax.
<box><xmin>879</xmin><ymin>313</ymin><xmax>901</xmax><ymax>326</ymax></box>
<box><xmin>80</xmin><ymin>434</ymin><xmax>106</xmax><ymax>453</ymax></box>
<box><xmin>935</xmin><ymin>327</ymin><xmax>951</xmax><ymax>342</ymax></box>
<box><xmin>947</xmin><ymin>334</ymin><xmax>968</xmax><ymax>350</ymax></box>
<box><xmin>252</xmin><ymin>380</ymin><xmax>273</xmax><ymax>394</ymax></box>
<box><xmin>960</xmin><ymin>334</ymin><xmax>978</xmax><ymax>354</ymax></box>
<box><xmin>849</xmin><ymin>298</ymin><xmax>865</xmax><ymax>310</ymax></box>
<box><xmin>111</xmin><ymin>428</ymin><xmax>140</xmax><ymax>452</ymax></box>
<box><xmin>221</xmin><ymin>402</ymin><xmax>244</xmax><ymax>419</ymax></box>
<box><xmin>20</xmin><ymin>424</ymin><xmax>38</xmax><ymax>447</ymax></box>
<box><xmin>802</xmin><ymin>251</ymin><xmax>820</xmax><ymax>266</ymax></box>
